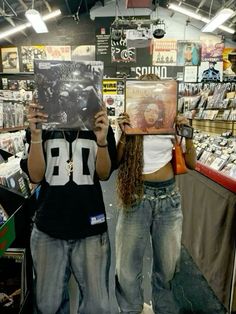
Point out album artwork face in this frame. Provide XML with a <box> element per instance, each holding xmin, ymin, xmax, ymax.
<box><xmin>34</xmin><ymin>60</ymin><xmax>104</xmax><ymax>130</ymax></box>
<box><xmin>1</xmin><ymin>47</ymin><xmax>20</xmax><ymax>73</ymax></box>
<box><xmin>124</xmin><ymin>79</ymin><xmax>177</xmax><ymax>135</ymax></box>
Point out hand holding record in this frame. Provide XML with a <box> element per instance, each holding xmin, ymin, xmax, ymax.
<box><xmin>27</xmin><ymin>103</ymin><xmax>48</xmax><ymax>135</ymax></box>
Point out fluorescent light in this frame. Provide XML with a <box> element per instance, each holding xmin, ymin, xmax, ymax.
<box><xmin>0</xmin><ymin>9</ymin><xmax>61</xmax><ymax>40</ymax></box>
<box><xmin>202</xmin><ymin>8</ymin><xmax>234</xmax><ymax>32</ymax></box>
<box><xmin>218</xmin><ymin>24</ymin><xmax>235</xmax><ymax>34</ymax></box>
<box><xmin>0</xmin><ymin>23</ymin><xmax>30</xmax><ymax>39</ymax></box>
<box><xmin>42</xmin><ymin>10</ymin><xmax>62</xmax><ymax>21</ymax></box>
<box><xmin>168</xmin><ymin>3</ymin><xmax>203</xmax><ymax>21</ymax></box>
<box><xmin>25</xmin><ymin>9</ymin><xmax>48</xmax><ymax>33</ymax></box>
<box><xmin>168</xmin><ymin>3</ymin><xmax>235</xmax><ymax>34</ymax></box>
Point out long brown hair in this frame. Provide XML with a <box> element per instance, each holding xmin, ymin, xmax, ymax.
<box><xmin>117</xmin><ymin>135</ymin><xmax>143</xmax><ymax>209</ymax></box>
<box><xmin>117</xmin><ymin>73</ymin><xmax>160</xmax><ymax>209</ymax></box>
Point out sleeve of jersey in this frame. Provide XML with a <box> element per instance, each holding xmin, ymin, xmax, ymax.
<box><xmin>107</xmin><ymin>125</ymin><xmax>118</xmax><ymax>176</ymax></box>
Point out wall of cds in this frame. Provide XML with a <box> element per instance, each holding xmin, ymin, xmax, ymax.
<box><xmin>178</xmin><ymin>82</ymin><xmax>236</xmax><ymax>126</ymax></box>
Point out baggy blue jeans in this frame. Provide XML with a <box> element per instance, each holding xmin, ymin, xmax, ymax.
<box><xmin>30</xmin><ymin>225</ymin><xmax>111</xmax><ymax>314</ymax></box>
<box><xmin>115</xmin><ymin>178</ymin><xmax>183</xmax><ymax>314</ymax></box>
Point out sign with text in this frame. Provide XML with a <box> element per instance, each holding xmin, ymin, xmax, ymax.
<box><xmin>130</xmin><ymin>65</ymin><xmax>184</xmax><ymax>80</ymax></box>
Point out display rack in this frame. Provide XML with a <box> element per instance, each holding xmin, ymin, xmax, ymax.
<box><xmin>178</xmin><ymin>81</ymin><xmax>236</xmax><ymax>194</ymax></box>
<box><xmin>192</xmin><ymin>119</ymin><xmax>236</xmax><ymax>136</ymax></box>
<box><xmin>195</xmin><ymin>161</ymin><xmax>236</xmax><ymax>193</ymax></box>
<box><xmin>0</xmin><ymin>186</ymin><xmax>26</xmax><ymax>255</ymax></box>
<box><xmin>0</xmin><ymin>126</ymin><xmax>26</xmax><ymax>132</ymax></box>
<box><xmin>0</xmin><ymin>185</ymin><xmax>36</xmax><ymax>313</ymax></box>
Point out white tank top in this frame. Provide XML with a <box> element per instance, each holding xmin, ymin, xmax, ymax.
<box><xmin>142</xmin><ymin>135</ymin><xmax>174</xmax><ymax>174</ymax></box>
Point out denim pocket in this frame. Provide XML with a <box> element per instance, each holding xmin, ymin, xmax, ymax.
<box><xmin>158</xmin><ymin>189</ymin><xmax>181</xmax><ymax>214</ymax></box>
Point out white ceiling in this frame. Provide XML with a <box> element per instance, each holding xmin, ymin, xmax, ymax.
<box><xmin>0</xmin><ymin>0</ymin><xmax>235</xmax><ymax>42</ymax></box>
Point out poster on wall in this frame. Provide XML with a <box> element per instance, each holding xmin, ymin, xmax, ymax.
<box><xmin>124</xmin><ymin>79</ymin><xmax>177</xmax><ymax>135</ymax></box>
<box><xmin>95</xmin><ymin>17</ymin><xmax>114</xmax><ymax>66</ymax></box>
<box><xmin>130</xmin><ymin>65</ymin><xmax>184</xmax><ymax>80</ymax></box>
<box><xmin>198</xmin><ymin>61</ymin><xmax>223</xmax><ymax>82</ymax></box>
<box><xmin>96</xmin><ymin>32</ymin><xmax>110</xmax><ymax>59</ymax></box>
<box><xmin>21</xmin><ymin>46</ymin><xmax>46</xmax><ymax>72</ymax></box>
<box><xmin>152</xmin><ymin>39</ymin><xmax>177</xmax><ymax>66</ymax></box>
<box><xmin>103</xmin><ymin>78</ymin><xmax>125</xmax><ymax>134</ymax></box>
<box><xmin>96</xmin><ymin>27</ymin><xmax>111</xmax><ymax>60</ymax></box>
<box><xmin>184</xmin><ymin>66</ymin><xmax>198</xmax><ymax>82</ymax></box>
<box><xmin>200</xmin><ymin>35</ymin><xmax>224</xmax><ymax>62</ymax></box>
<box><xmin>126</xmin><ymin>29</ymin><xmax>152</xmax><ymax>49</ymax></box>
<box><xmin>34</xmin><ymin>60</ymin><xmax>104</xmax><ymax>130</ymax></box>
<box><xmin>222</xmin><ymin>48</ymin><xmax>236</xmax><ymax>81</ymax></box>
<box><xmin>71</xmin><ymin>45</ymin><xmax>95</xmax><ymax>61</ymax></box>
<box><xmin>176</xmin><ymin>41</ymin><xmax>201</xmax><ymax>66</ymax></box>
<box><xmin>1</xmin><ymin>47</ymin><xmax>20</xmax><ymax>73</ymax></box>
<box><xmin>45</xmin><ymin>46</ymin><xmax>71</xmax><ymax>60</ymax></box>
<box><xmin>111</xmin><ymin>30</ymin><xmax>136</xmax><ymax>63</ymax></box>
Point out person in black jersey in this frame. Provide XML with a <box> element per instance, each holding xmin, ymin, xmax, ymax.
<box><xmin>20</xmin><ymin>102</ymin><xmax>117</xmax><ymax>314</ymax></box>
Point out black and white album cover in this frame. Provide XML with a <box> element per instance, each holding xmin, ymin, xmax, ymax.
<box><xmin>34</xmin><ymin>60</ymin><xmax>104</xmax><ymax>130</ymax></box>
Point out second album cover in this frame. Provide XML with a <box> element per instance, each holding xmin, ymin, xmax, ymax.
<box><xmin>124</xmin><ymin>79</ymin><xmax>177</xmax><ymax>135</ymax></box>
<box><xmin>34</xmin><ymin>60</ymin><xmax>104</xmax><ymax>130</ymax></box>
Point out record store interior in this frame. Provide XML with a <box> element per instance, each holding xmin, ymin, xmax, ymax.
<box><xmin>0</xmin><ymin>0</ymin><xmax>235</xmax><ymax>314</ymax></box>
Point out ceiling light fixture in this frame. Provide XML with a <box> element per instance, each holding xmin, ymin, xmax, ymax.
<box><xmin>201</xmin><ymin>8</ymin><xmax>234</xmax><ymax>33</ymax></box>
<box><xmin>25</xmin><ymin>9</ymin><xmax>48</xmax><ymax>33</ymax></box>
<box><xmin>169</xmin><ymin>3</ymin><xmax>202</xmax><ymax>21</ymax></box>
<box><xmin>43</xmin><ymin>9</ymin><xmax>62</xmax><ymax>21</ymax></box>
<box><xmin>0</xmin><ymin>9</ymin><xmax>61</xmax><ymax>40</ymax></box>
<box><xmin>152</xmin><ymin>20</ymin><xmax>166</xmax><ymax>39</ymax></box>
<box><xmin>168</xmin><ymin>3</ymin><xmax>234</xmax><ymax>34</ymax></box>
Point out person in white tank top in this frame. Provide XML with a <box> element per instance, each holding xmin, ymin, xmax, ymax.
<box><xmin>115</xmin><ymin>74</ymin><xmax>196</xmax><ymax>314</ymax></box>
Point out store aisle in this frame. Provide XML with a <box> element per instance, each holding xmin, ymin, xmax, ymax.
<box><xmin>69</xmin><ymin>171</ymin><xmax>227</xmax><ymax>314</ymax></box>
<box><xmin>102</xmin><ymin>171</ymin><xmax>227</xmax><ymax>314</ymax></box>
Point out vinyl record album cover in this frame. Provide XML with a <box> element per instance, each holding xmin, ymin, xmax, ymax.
<box><xmin>21</xmin><ymin>46</ymin><xmax>46</xmax><ymax>72</ymax></box>
<box><xmin>0</xmin><ymin>248</ymin><xmax>27</xmax><ymax>312</ymax></box>
<box><xmin>221</xmin><ymin>162</ymin><xmax>236</xmax><ymax>178</ymax></box>
<box><xmin>6</xmin><ymin>169</ymin><xmax>30</xmax><ymax>198</ymax></box>
<box><xmin>1</xmin><ymin>47</ymin><xmax>20</xmax><ymax>73</ymax></box>
<box><xmin>34</xmin><ymin>60</ymin><xmax>104</xmax><ymax>130</ymax></box>
<box><xmin>124</xmin><ymin>79</ymin><xmax>177</xmax><ymax>135</ymax></box>
<box><xmin>0</xmin><ymin>203</ymin><xmax>8</xmax><ymax>226</ymax></box>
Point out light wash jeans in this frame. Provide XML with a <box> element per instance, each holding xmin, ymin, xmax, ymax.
<box><xmin>30</xmin><ymin>225</ymin><xmax>111</xmax><ymax>314</ymax></box>
<box><xmin>115</xmin><ymin>178</ymin><xmax>183</xmax><ymax>314</ymax></box>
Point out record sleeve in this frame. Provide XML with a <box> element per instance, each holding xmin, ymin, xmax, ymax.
<box><xmin>199</xmin><ymin>150</ymin><xmax>211</xmax><ymax>164</ymax></box>
<box><xmin>220</xmin><ymin>109</ymin><xmax>231</xmax><ymax>120</ymax></box>
<box><xmin>205</xmin><ymin>153</ymin><xmax>217</xmax><ymax>166</ymax></box>
<box><xmin>34</xmin><ymin>60</ymin><xmax>104</xmax><ymax>130</ymax></box>
<box><xmin>210</xmin><ymin>156</ymin><xmax>228</xmax><ymax>171</ymax></box>
<box><xmin>6</xmin><ymin>169</ymin><xmax>30</xmax><ymax>198</ymax></box>
<box><xmin>0</xmin><ymin>248</ymin><xmax>27</xmax><ymax>312</ymax></box>
<box><xmin>228</xmin><ymin>109</ymin><xmax>236</xmax><ymax>121</ymax></box>
<box><xmin>221</xmin><ymin>162</ymin><xmax>236</xmax><ymax>178</ymax></box>
<box><xmin>0</xmin><ymin>203</ymin><xmax>8</xmax><ymax>226</ymax></box>
<box><xmin>124</xmin><ymin>79</ymin><xmax>177</xmax><ymax>135</ymax></box>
